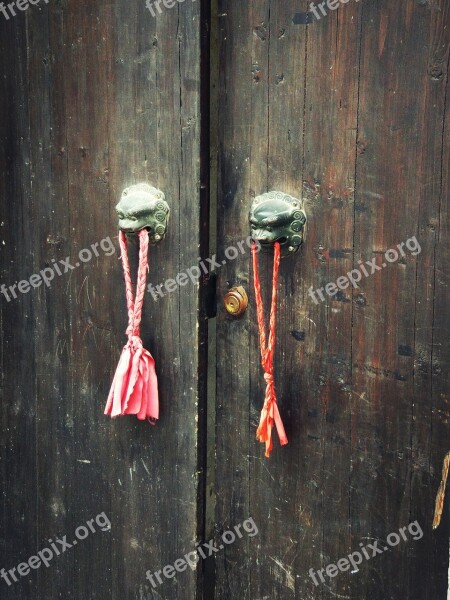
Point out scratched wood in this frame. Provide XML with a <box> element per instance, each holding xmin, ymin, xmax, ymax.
<box><xmin>0</xmin><ymin>14</ymin><xmax>38</xmax><ymax>600</ymax></box>
<box><xmin>0</xmin><ymin>2</ymin><xmax>205</xmax><ymax>599</ymax></box>
<box><xmin>1</xmin><ymin>1</ymin><xmax>449</xmax><ymax>599</ymax></box>
<box><xmin>215</xmin><ymin>2</ymin><xmax>450</xmax><ymax>600</ymax></box>
<box><xmin>350</xmin><ymin>2</ymin><xmax>450</xmax><ymax>599</ymax></box>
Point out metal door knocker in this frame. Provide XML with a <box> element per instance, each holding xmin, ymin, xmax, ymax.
<box><xmin>249</xmin><ymin>191</ymin><xmax>307</xmax><ymax>257</ymax></box>
<box><xmin>116</xmin><ymin>183</ymin><xmax>170</xmax><ymax>241</ymax></box>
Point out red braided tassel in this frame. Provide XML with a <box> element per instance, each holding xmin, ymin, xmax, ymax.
<box><xmin>104</xmin><ymin>229</ymin><xmax>159</xmax><ymax>422</ymax></box>
<box><xmin>252</xmin><ymin>241</ymin><xmax>288</xmax><ymax>458</ymax></box>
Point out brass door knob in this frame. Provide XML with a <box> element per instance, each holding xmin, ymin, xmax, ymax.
<box><xmin>224</xmin><ymin>287</ymin><xmax>248</xmax><ymax>317</ymax></box>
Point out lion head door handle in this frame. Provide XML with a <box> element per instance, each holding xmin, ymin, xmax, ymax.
<box><xmin>249</xmin><ymin>191</ymin><xmax>306</xmax><ymax>257</ymax></box>
<box><xmin>116</xmin><ymin>183</ymin><xmax>170</xmax><ymax>243</ymax></box>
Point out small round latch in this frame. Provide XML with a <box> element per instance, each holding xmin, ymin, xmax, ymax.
<box><xmin>224</xmin><ymin>286</ymin><xmax>248</xmax><ymax>317</ymax></box>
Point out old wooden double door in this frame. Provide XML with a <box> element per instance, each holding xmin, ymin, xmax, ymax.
<box><xmin>0</xmin><ymin>0</ymin><xmax>449</xmax><ymax>598</ymax></box>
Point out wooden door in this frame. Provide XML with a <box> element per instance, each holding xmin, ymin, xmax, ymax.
<box><xmin>214</xmin><ymin>1</ymin><xmax>450</xmax><ymax>599</ymax></box>
<box><xmin>1</xmin><ymin>1</ymin><xmax>449</xmax><ymax>599</ymax></box>
<box><xmin>0</xmin><ymin>1</ymin><xmax>207</xmax><ymax>599</ymax></box>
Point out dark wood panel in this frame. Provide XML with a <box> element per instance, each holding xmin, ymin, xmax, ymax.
<box><xmin>352</xmin><ymin>1</ymin><xmax>449</xmax><ymax>598</ymax></box>
<box><xmin>1</xmin><ymin>1</ymin><xmax>449</xmax><ymax>599</ymax></box>
<box><xmin>215</xmin><ymin>1</ymin><xmax>450</xmax><ymax>599</ymax></box>
<box><xmin>298</xmin><ymin>1</ymin><xmax>361</xmax><ymax>598</ymax></box>
<box><xmin>0</xmin><ymin>2</ymin><xmax>205</xmax><ymax>599</ymax></box>
<box><xmin>0</xmin><ymin>16</ymin><xmax>38</xmax><ymax>600</ymax></box>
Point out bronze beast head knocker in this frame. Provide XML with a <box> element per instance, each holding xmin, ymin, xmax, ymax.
<box><xmin>116</xmin><ymin>183</ymin><xmax>170</xmax><ymax>244</ymax></box>
<box><xmin>249</xmin><ymin>191</ymin><xmax>307</xmax><ymax>257</ymax></box>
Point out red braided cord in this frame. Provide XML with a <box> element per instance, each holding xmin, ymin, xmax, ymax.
<box><xmin>252</xmin><ymin>241</ymin><xmax>288</xmax><ymax>458</ymax></box>
<box><xmin>252</xmin><ymin>244</ymin><xmax>268</xmax><ymax>355</ymax></box>
<box><xmin>119</xmin><ymin>231</ymin><xmax>135</xmax><ymax>338</ymax></box>
<box><xmin>119</xmin><ymin>229</ymin><xmax>150</xmax><ymax>340</ymax></box>
<box><xmin>131</xmin><ymin>229</ymin><xmax>150</xmax><ymax>337</ymax></box>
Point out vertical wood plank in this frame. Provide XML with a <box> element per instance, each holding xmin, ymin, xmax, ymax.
<box><xmin>298</xmin><ymin>2</ymin><xmax>361</xmax><ymax>598</ymax></box>
<box><xmin>215</xmin><ymin>1</ymin><xmax>261</xmax><ymax>595</ymax></box>
<box><xmin>352</xmin><ymin>1</ymin><xmax>449</xmax><ymax>598</ymax></box>
<box><xmin>428</xmin><ymin>1</ymin><xmax>450</xmax><ymax>596</ymax></box>
<box><xmin>0</xmin><ymin>14</ymin><xmax>38</xmax><ymax>600</ymax></box>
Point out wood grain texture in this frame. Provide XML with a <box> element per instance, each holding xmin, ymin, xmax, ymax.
<box><xmin>1</xmin><ymin>1</ymin><xmax>449</xmax><ymax>599</ymax></box>
<box><xmin>0</xmin><ymin>2</ymin><xmax>205</xmax><ymax>599</ymax></box>
<box><xmin>0</xmin><ymin>14</ymin><xmax>38</xmax><ymax>600</ymax></box>
<box><xmin>215</xmin><ymin>1</ymin><xmax>450</xmax><ymax>599</ymax></box>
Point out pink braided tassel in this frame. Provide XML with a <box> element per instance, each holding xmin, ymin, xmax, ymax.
<box><xmin>104</xmin><ymin>229</ymin><xmax>159</xmax><ymax>422</ymax></box>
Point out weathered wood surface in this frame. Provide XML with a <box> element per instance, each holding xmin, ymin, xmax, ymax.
<box><xmin>215</xmin><ymin>1</ymin><xmax>450</xmax><ymax>599</ymax></box>
<box><xmin>0</xmin><ymin>2</ymin><xmax>205</xmax><ymax>599</ymax></box>
<box><xmin>1</xmin><ymin>0</ymin><xmax>450</xmax><ymax>599</ymax></box>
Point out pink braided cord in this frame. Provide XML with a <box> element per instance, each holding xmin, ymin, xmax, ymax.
<box><xmin>105</xmin><ymin>228</ymin><xmax>158</xmax><ymax>422</ymax></box>
<box><xmin>119</xmin><ymin>229</ymin><xmax>149</xmax><ymax>339</ymax></box>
